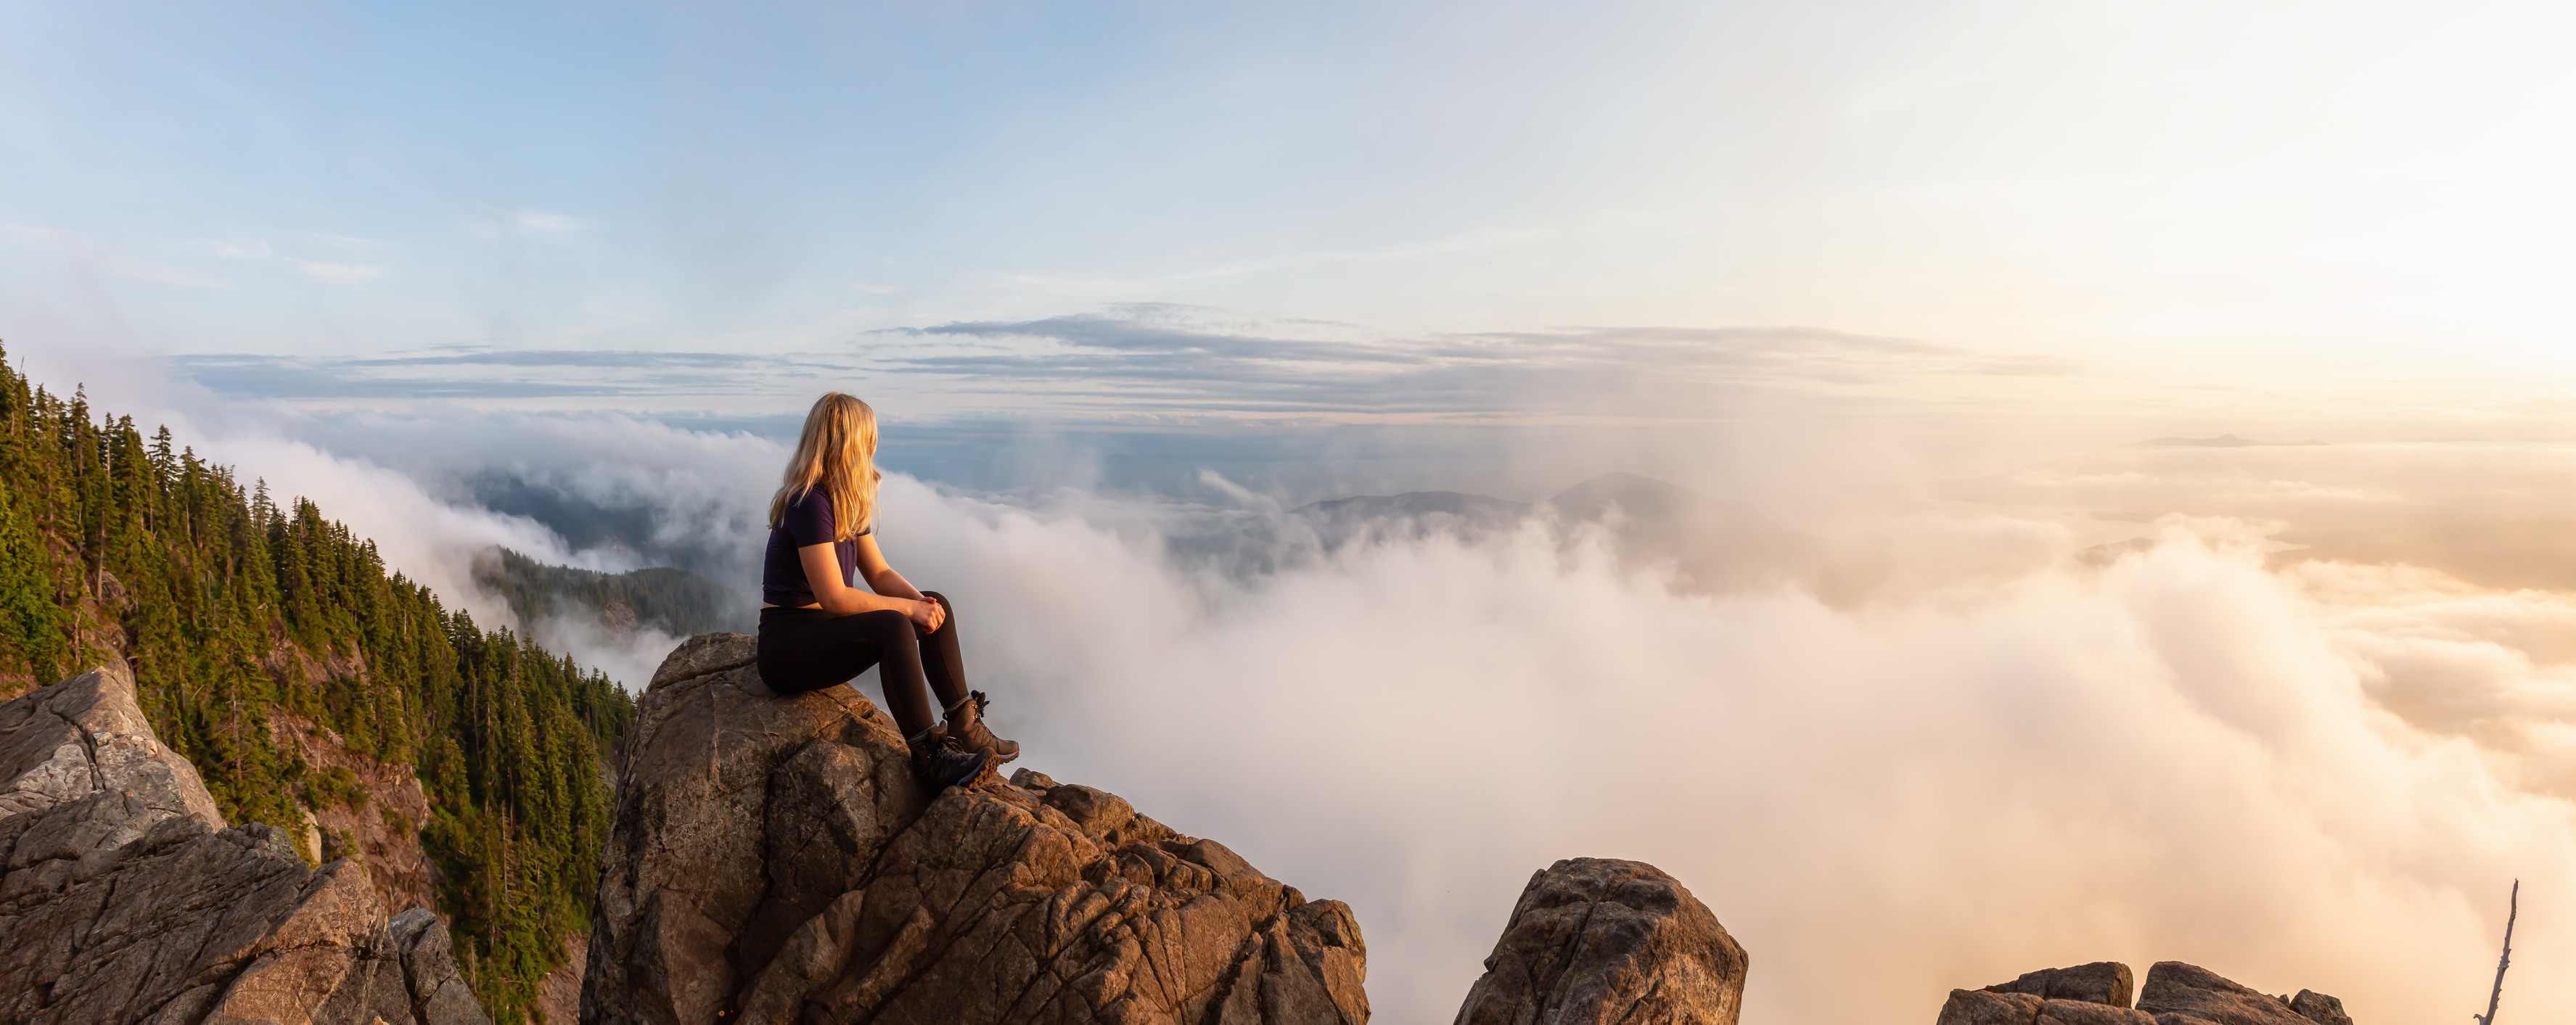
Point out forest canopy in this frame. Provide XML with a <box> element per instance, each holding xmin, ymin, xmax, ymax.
<box><xmin>0</xmin><ymin>342</ymin><xmax>635</xmax><ymax>1025</ymax></box>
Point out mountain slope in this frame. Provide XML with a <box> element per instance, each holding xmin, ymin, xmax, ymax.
<box><xmin>0</xmin><ymin>342</ymin><xmax>627</xmax><ymax>1024</ymax></box>
<box><xmin>475</xmin><ymin>548</ymin><xmax>750</xmax><ymax>638</ymax></box>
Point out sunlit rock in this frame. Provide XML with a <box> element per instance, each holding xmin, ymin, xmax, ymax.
<box><xmin>584</xmin><ymin>632</ymin><xmax>1369</xmax><ymax>1024</ymax></box>
<box><xmin>1452</xmin><ymin>857</ymin><xmax>1748</xmax><ymax>1025</ymax></box>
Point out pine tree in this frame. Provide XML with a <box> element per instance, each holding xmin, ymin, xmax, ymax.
<box><xmin>0</xmin><ymin>341</ymin><xmax>633</xmax><ymax>1023</ymax></box>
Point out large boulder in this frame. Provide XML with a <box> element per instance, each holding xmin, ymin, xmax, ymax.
<box><xmin>1985</xmin><ymin>963</ymin><xmax>2136</xmax><ymax>1008</ymax></box>
<box><xmin>2136</xmin><ymin>963</ymin><xmax>2336</xmax><ymax>1025</ymax></box>
<box><xmin>0</xmin><ymin>665</ymin><xmax>488</xmax><ymax>1025</ymax></box>
<box><xmin>1451</xmin><ymin>857</ymin><xmax>1749</xmax><ymax>1025</ymax></box>
<box><xmin>584</xmin><ymin>632</ymin><xmax>1369</xmax><ymax>1025</ymax></box>
<box><xmin>0</xmin><ymin>664</ymin><xmax>224</xmax><ymax>870</ymax></box>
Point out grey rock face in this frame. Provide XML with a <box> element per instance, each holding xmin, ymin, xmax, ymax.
<box><xmin>0</xmin><ymin>664</ymin><xmax>225</xmax><ymax>868</ymax></box>
<box><xmin>1986</xmin><ymin>963</ymin><xmax>2136</xmax><ymax>1008</ymax></box>
<box><xmin>584</xmin><ymin>632</ymin><xmax>1369</xmax><ymax>1025</ymax></box>
<box><xmin>1451</xmin><ymin>857</ymin><xmax>1749</xmax><ymax>1025</ymax></box>
<box><xmin>391</xmin><ymin>909</ymin><xmax>494</xmax><ymax>1025</ymax></box>
<box><xmin>0</xmin><ymin>666</ymin><xmax>488</xmax><ymax>1025</ymax></box>
<box><xmin>647</xmin><ymin>632</ymin><xmax>761</xmax><ymax>692</ymax></box>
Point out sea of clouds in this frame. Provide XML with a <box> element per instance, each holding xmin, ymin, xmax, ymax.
<box><xmin>35</xmin><ymin>350</ymin><xmax>2572</xmax><ymax>1024</ymax></box>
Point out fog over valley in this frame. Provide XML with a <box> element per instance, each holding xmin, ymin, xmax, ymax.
<box><xmin>20</xmin><ymin>336</ymin><xmax>2575</xmax><ymax>1024</ymax></box>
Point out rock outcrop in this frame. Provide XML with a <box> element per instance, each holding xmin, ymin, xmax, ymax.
<box><xmin>1451</xmin><ymin>857</ymin><xmax>1748</xmax><ymax>1025</ymax></box>
<box><xmin>584</xmin><ymin>632</ymin><xmax>1370</xmax><ymax>1025</ymax></box>
<box><xmin>0</xmin><ymin>664</ymin><xmax>488</xmax><ymax>1025</ymax></box>
<box><xmin>1937</xmin><ymin>990</ymin><xmax>2152</xmax><ymax>1025</ymax></box>
<box><xmin>0</xmin><ymin>664</ymin><xmax>223</xmax><ymax>848</ymax></box>
<box><xmin>2136</xmin><ymin>962</ymin><xmax>2345</xmax><ymax>1025</ymax></box>
<box><xmin>1937</xmin><ymin>960</ymin><xmax>2353</xmax><ymax>1025</ymax></box>
<box><xmin>268</xmin><ymin>709</ymin><xmax>438</xmax><ymax>914</ymax></box>
<box><xmin>2283</xmin><ymin>992</ymin><xmax>2352</xmax><ymax>1025</ymax></box>
<box><xmin>537</xmin><ymin>932</ymin><xmax>591</xmax><ymax>1025</ymax></box>
<box><xmin>1984</xmin><ymin>963</ymin><xmax>2134</xmax><ymax>1008</ymax></box>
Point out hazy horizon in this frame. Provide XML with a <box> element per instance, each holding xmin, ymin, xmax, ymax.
<box><xmin>9</xmin><ymin>1</ymin><xmax>2576</xmax><ymax>1023</ymax></box>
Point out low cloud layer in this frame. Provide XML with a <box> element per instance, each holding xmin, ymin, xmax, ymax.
<box><xmin>33</xmin><ymin>345</ymin><xmax>2575</xmax><ymax>1024</ymax></box>
<box><xmin>871</xmin><ymin>477</ymin><xmax>2573</xmax><ymax>1024</ymax></box>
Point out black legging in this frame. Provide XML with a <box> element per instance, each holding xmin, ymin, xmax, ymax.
<box><xmin>756</xmin><ymin>590</ymin><xmax>967</xmax><ymax>736</ymax></box>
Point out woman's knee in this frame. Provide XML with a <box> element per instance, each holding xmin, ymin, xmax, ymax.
<box><xmin>920</xmin><ymin>591</ymin><xmax>959</xmax><ymax>632</ymax></box>
<box><xmin>851</xmin><ymin>608</ymin><xmax>911</xmax><ymax>638</ymax></box>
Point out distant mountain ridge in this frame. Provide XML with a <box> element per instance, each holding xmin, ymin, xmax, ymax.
<box><xmin>474</xmin><ymin>548</ymin><xmax>750</xmax><ymax>638</ymax></box>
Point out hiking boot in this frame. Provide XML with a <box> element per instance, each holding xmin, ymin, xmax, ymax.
<box><xmin>943</xmin><ymin>690</ymin><xmax>1021</xmax><ymax>763</ymax></box>
<box><xmin>908</xmin><ymin>729</ymin><xmax>996</xmax><ymax>790</ymax></box>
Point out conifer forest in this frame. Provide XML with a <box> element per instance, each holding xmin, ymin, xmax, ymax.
<box><xmin>0</xmin><ymin>343</ymin><xmax>634</xmax><ymax>1024</ymax></box>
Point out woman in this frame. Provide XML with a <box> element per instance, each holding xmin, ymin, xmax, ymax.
<box><xmin>756</xmin><ymin>392</ymin><xmax>1019</xmax><ymax>789</ymax></box>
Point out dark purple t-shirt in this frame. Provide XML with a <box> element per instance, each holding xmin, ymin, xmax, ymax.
<box><xmin>762</xmin><ymin>487</ymin><xmax>871</xmax><ymax>606</ymax></box>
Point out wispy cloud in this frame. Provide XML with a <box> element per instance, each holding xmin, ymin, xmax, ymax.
<box><xmin>885</xmin><ymin>303</ymin><xmax>2088</xmax><ymax>417</ymax></box>
<box><xmin>213</xmin><ymin>239</ymin><xmax>387</xmax><ymax>284</ymax></box>
<box><xmin>171</xmin><ymin>349</ymin><xmax>862</xmax><ymax>400</ymax></box>
<box><xmin>472</xmin><ymin>208</ymin><xmax>586</xmax><ymax>242</ymax></box>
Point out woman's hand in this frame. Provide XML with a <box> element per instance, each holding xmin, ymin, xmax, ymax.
<box><xmin>908</xmin><ymin>596</ymin><xmax>947</xmax><ymax>635</ymax></box>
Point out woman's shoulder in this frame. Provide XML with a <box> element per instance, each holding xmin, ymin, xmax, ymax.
<box><xmin>779</xmin><ymin>483</ymin><xmax>874</xmax><ymax>538</ymax></box>
<box><xmin>777</xmin><ymin>485</ymin><xmax>832</xmax><ymax>532</ymax></box>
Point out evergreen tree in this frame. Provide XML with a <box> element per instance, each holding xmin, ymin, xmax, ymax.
<box><xmin>0</xmin><ymin>341</ymin><xmax>634</xmax><ymax>1024</ymax></box>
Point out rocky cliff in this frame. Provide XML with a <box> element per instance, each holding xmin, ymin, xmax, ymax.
<box><xmin>266</xmin><ymin>708</ymin><xmax>439</xmax><ymax>914</ymax></box>
<box><xmin>0</xmin><ymin>664</ymin><xmax>488</xmax><ymax>1025</ymax></box>
<box><xmin>583</xmin><ymin>633</ymin><xmax>1370</xmax><ymax>1025</ymax></box>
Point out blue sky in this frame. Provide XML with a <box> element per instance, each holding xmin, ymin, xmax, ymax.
<box><xmin>7</xmin><ymin>0</ymin><xmax>2576</xmax><ymax>428</ymax></box>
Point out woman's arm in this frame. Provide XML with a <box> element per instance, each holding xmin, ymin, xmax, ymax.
<box><xmin>851</xmin><ymin>535</ymin><xmax>919</xmax><ymax>600</ymax></box>
<box><xmin>853</xmin><ymin>535</ymin><xmax>946</xmax><ymax>633</ymax></box>
<box><xmin>799</xmin><ymin>537</ymin><xmax>945</xmax><ymax>631</ymax></box>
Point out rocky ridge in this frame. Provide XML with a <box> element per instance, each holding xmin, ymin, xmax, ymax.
<box><xmin>0</xmin><ymin>664</ymin><xmax>488</xmax><ymax>1025</ymax></box>
<box><xmin>1937</xmin><ymin>960</ymin><xmax>2353</xmax><ymax>1025</ymax></box>
<box><xmin>583</xmin><ymin>632</ymin><xmax>1369</xmax><ymax>1025</ymax></box>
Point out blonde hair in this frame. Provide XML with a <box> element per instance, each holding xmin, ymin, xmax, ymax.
<box><xmin>768</xmin><ymin>392</ymin><xmax>881</xmax><ymax>541</ymax></box>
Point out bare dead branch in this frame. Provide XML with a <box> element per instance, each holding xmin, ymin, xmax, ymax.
<box><xmin>2472</xmin><ymin>879</ymin><xmax>2517</xmax><ymax>1025</ymax></box>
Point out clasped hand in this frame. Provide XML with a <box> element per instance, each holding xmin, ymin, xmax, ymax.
<box><xmin>908</xmin><ymin>596</ymin><xmax>946</xmax><ymax>635</ymax></box>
